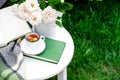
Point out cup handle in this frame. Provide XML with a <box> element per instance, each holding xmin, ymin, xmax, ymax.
<box><xmin>40</xmin><ymin>36</ymin><xmax>45</xmax><ymax>41</ymax></box>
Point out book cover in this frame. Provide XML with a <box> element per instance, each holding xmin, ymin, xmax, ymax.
<box><xmin>0</xmin><ymin>6</ymin><xmax>31</xmax><ymax>47</ymax></box>
<box><xmin>24</xmin><ymin>38</ymin><xmax>66</xmax><ymax>64</ymax></box>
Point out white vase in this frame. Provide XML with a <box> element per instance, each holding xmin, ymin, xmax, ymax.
<box><xmin>34</xmin><ymin>12</ymin><xmax>63</xmax><ymax>37</ymax></box>
<box><xmin>34</xmin><ymin>22</ymin><xmax>57</xmax><ymax>37</ymax></box>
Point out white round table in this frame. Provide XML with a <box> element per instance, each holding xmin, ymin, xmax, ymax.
<box><xmin>23</xmin><ymin>26</ymin><xmax>74</xmax><ymax>80</ymax></box>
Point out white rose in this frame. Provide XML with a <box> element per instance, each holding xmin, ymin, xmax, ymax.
<box><xmin>42</xmin><ymin>6</ymin><xmax>58</xmax><ymax>24</ymax></box>
<box><xmin>28</xmin><ymin>10</ymin><xmax>42</xmax><ymax>25</ymax></box>
<box><xmin>26</xmin><ymin>0</ymin><xmax>40</xmax><ymax>12</ymax></box>
<box><xmin>12</xmin><ymin>4</ymin><xmax>19</xmax><ymax>13</ymax></box>
<box><xmin>17</xmin><ymin>2</ymin><xmax>30</xmax><ymax>20</ymax></box>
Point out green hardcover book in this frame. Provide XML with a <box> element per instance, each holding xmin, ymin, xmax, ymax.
<box><xmin>24</xmin><ymin>38</ymin><xmax>66</xmax><ymax>64</ymax></box>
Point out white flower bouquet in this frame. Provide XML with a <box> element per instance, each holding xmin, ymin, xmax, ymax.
<box><xmin>12</xmin><ymin>0</ymin><xmax>73</xmax><ymax>27</ymax></box>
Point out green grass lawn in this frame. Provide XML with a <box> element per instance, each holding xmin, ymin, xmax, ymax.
<box><xmin>61</xmin><ymin>0</ymin><xmax>120</xmax><ymax>80</ymax></box>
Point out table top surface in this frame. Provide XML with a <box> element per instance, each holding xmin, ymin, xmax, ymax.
<box><xmin>23</xmin><ymin>26</ymin><xmax>74</xmax><ymax>80</ymax></box>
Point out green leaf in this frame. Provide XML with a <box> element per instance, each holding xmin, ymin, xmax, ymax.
<box><xmin>10</xmin><ymin>0</ymin><xmax>18</xmax><ymax>2</ymax></box>
<box><xmin>57</xmin><ymin>16</ymin><xmax>61</xmax><ymax>20</ymax></box>
<box><xmin>52</xmin><ymin>2</ymin><xmax>73</xmax><ymax>13</ymax></box>
<box><xmin>17</xmin><ymin>0</ymin><xmax>25</xmax><ymax>4</ymax></box>
<box><xmin>38</xmin><ymin>0</ymin><xmax>47</xmax><ymax>10</ymax></box>
<box><xmin>60</xmin><ymin>2</ymin><xmax>74</xmax><ymax>12</ymax></box>
<box><xmin>48</xmin><ymin>0</ymin><xmax>61</xmax><ymax>6</ymax></box>
<box><xmin>56</xmin><ymin>21</ymin><xmax>62</xmax><ymax>27</ymax></box>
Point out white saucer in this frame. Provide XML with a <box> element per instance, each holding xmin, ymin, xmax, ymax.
<box><xmin>20</xmin><ymin>39</ymin><xmax>46</xmax><ymax>55</ymax></box>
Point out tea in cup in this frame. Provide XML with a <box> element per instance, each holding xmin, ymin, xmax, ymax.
<box><xmin>25</xmin><ymin>32</ymin><xmax>45</xmax><ymax>50</ymax></box>
<box><xmin>25</xmin><ymin>32</ymin><xmax>40</xmax><ymax>42</ymax></box>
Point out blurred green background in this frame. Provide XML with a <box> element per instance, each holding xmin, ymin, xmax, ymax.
<box><xmin>62</xmin><ymin>0</ymin><xmax>120</xmax><ymax>80</ymax></box>
<box><xmin>3</xmin><ymin>0</ymin><xmax>120</xmax><ymax>80</ymax></box>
